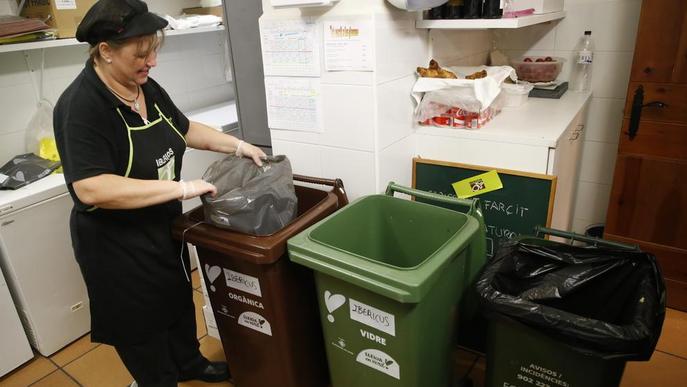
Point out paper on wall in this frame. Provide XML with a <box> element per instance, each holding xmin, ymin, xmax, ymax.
<box><xmin>260</xmin><ymin>18</ymin><xmax>320</xmax><ymax>77</ymax></box>
<box><xmin>265</xmin><ymin>77</ymin><xmax>322</xmax><ymax>132</ymax></box>
<box><xmin>324</xmin><ymin>20</ymin><xmax>374</xmax><ymax>72</ymax></box>
<box><xmin>55</xmin><ymin>0</ymin><xmax>76</xmax><ymax>10</ymax></box>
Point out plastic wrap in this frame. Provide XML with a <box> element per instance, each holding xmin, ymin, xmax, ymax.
<box><xmin>477</xmin><ymin>238</ymin><xmax>666</xmax><ymax>360</ymax></box>
<box><xmin>201</xmin><ymin>155</ymin><xmax>298</xmax><ymax>236</ymax></box>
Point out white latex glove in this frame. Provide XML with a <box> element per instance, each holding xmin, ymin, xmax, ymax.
<box><xmin>178</xmin><ymin>179</ymin><xmax>217</xmax><ymax>200</ymax></box>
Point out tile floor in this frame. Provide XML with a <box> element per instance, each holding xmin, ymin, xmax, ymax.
<box><xmin>1</xmin><ymin>269</ymin><xmax>686</xmax><ymax>387</ymax></box>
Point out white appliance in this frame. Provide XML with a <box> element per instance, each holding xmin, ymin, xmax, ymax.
<box><xmin>0</xmin><ymin>174</ymin><xmax>90</xmax><ymax>356</ymax></box>
<box><xmin>0</xmin><ymin>267</ymin><xmax>33</xmax><ymax>376</ymax></box>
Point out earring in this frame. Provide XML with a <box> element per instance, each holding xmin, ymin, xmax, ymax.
<box><xmin>106</xmin><ymin>58</ymin><xmax>112</xmax><ymax>64</ymax></box>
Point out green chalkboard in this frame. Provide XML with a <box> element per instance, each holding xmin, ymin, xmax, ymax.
<box><xmin>413</xmin><ymin>158</ymin><xmax>557</xmax><ymax>258</ymax></box>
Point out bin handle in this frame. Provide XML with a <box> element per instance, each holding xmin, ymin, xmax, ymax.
<box><xmin>534</xmin><ymin>226</ymin><xmax>640</xmax><ymax>251</ymax></box>
<box><xmin>385</xmin><ymin>182</ymin><xmax>480</xmax><ymax>216</ymax></box>
<box><xmin>294</xmin><ymin>174</ymin><xmax>349</xmax><ymax>206</ymax></box>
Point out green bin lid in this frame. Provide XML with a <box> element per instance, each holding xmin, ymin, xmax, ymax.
<box><xmin>288</xmin><ymin>194</ymin><xmax>479</xmax><ymax>303</ymax></box>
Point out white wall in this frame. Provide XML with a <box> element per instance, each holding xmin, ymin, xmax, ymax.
<box><xmin>0</xmin><ymin>0</ymin><xmax>233</xmax><ymax>165</ymax></box>
<box><xmin>261</xmin><ymin>0</ymin><xmax>490</xmax><ymax>199</ymax></box>
<box><xmin>493</xmin><ymin>0</ymin><xmax>642</xmax><ymax>234</ymax></box>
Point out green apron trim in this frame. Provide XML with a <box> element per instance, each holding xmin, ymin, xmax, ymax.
<box><xmin>116</xmin><ymin>108</ymin><xmax>138</xmax><ymax>178</ymax></box>
<box><xmin>87</xmin><ymin>105</ymin><xmax>185</xmax><ymax>213</ymax></box>
<box><xmin>154</xmin><ymin>104</ymin><xmax>187</xmax><ymax>146</ymax></box>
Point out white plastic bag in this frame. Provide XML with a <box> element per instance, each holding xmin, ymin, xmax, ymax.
<box><xmin>412</xmin><ymin>66</ymin><xmax>516</xmax><ymax>122</ymax></box>
<box><xmin>24</xmin><ymin>99</ymin><xmax>59</xmax><ymax>164</ymax></box>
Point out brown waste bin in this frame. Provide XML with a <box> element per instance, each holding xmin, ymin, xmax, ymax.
<box><xmin>172</xmin><ymin>175</ymin><xmax>347</xmax><ymax>387</ymax></box>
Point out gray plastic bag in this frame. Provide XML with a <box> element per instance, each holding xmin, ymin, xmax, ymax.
<box><xmin>200</xmin><ymin>155</ymin><xmax>298</xmax><ymax>236</ymax></box>
<box><xmin>0</xmin><ymin>153</ymin><xmax>61</xmax><ymax>190</ymax></box>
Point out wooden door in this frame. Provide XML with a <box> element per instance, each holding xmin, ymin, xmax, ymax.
<box><xmin>605</xmin><ymin>1</ymin><xmax>687</xmax><ymax>310</ymax></box>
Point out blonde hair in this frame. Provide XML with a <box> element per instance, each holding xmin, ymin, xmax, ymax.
<box><xmin>89</xmin><ymin>31</ymin><xmax>165</xmax><ymax>63</ymax></box>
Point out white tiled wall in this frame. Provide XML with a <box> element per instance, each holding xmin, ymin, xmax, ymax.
<box><xmin>0</xmin><ymin>30</ymin><xmax>233</xmax><ymax>165</ymax></box>
<box><xmin>494</xmin><ymin>0</ymin><xmax>642</xmax><ymax>234</ymax></box>
<box><xmin>261</xmin><ymin>0</ymin><xmax>491</xmax><ymax>199</ymax></box>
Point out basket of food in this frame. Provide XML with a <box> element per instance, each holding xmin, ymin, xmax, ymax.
<box><xmin>510</xmin><ymin>56</ymin><xmax>564</xmax><ymax>83</ymax></box>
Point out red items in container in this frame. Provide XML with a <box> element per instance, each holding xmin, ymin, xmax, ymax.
<box><xmin>510</xmin><ymin>56</ymin><xmax>564</xmax><ymax>83</ymax></box>
<box><xmin>420</xmin><ymin>98</ymin><xmax>503</xmax><ymax>130</ymax></box>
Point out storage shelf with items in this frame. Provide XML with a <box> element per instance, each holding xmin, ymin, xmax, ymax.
<box><xmin>0</xmin><ymin>25</ymin><xmax>225</xmax><ymax>54</ymax></box>
<box><xmin>416</xmin><ymin>11</ymin><xmax>565</xmax><ymax>29</ymax></box>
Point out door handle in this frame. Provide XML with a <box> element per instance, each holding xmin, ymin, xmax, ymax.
<box><xmin>627</xmin><ymin>85</ymin><xmax>668</xmax><ymax>140</ymax></box>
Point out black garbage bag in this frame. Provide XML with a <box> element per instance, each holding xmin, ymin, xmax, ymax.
<box><xmin>201</xmin><ymin>155</ymin><xmax>297</xmax><ymax>236</ymax></box>
<box><xmin>476</xmin><ymin>238</ymin><xmax>665</xmax><ymax>360</ymax></box>
<box><xmin>0</xmin><ymin>153</ymin><xmax>61</xmax><ymax>190</ymax></box>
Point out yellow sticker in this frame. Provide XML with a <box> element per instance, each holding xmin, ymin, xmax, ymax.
<box><xmin>452</xmin><ymin>170</ymin><xmax>503</xmax><ymax>199</ymax></box>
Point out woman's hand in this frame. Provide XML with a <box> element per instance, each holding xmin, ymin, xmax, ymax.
<box><xmin>236</xmin><ymin>140</ymin><xmax>267</xmax><ymax>167</ymax></box>
<box><xmin>178</xmin><ymin>179</ymin><xmax>217</xmax><ymax>200</ymax></box>
<box><xmin>185</xmin><ymin>121</ymin><xmax>267</xmax><ymax>166</ymax></box>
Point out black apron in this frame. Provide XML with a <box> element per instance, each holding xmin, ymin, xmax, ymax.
<box><xmin>70</xmin><ymin>103</ymin><xmax>192</xmax><ymax>346</ymax></box>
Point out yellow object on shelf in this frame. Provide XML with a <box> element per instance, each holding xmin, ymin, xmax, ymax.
<box><xmin>39</xmin><ymin>137</ymin><xmax>62</xmax><ymax>174</ymax></box>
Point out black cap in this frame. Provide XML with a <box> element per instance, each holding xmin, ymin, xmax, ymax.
<box><xmin>76</xmin><ymin>0</ymin><xmax>168</xmax><ymax>45</ymax></box>
<box><xmin>584</xmin><ymin>30</ymin><xmax>592</xmax><ymax>35</ymax></box>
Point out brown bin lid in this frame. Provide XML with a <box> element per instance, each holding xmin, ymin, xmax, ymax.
<box><xmin>172</xmin><ymin>184</ymin><xmax>340</xmax><ymax>265</ymax></box>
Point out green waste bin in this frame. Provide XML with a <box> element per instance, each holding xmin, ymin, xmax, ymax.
<box><xmin>287</xmin><ymin>183</ymin><xmax>484</xmax><ymax>387</ymax></box>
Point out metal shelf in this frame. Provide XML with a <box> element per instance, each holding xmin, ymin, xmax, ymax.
<box><xmin>416</xmin><ymin>11</ymin><xmax>565</xmax><ymax>29</ymax></box>
<box><xmin>0</xmin><ymin>25</ymin><xmax>225</xmax><ymax>54</ymax></box>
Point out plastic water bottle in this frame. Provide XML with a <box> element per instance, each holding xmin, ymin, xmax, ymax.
<box><xmin>571</xmin><ymin>31</ymin><xmax>594</xmax><ymax>92</ymax></box>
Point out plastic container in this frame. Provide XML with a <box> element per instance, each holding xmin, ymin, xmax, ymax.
<box><xmin>172</xmin><ymin>175</ymin><xmax>348</xmax><ymax>387</ymax></box>
<box><xmin>288</xmin><ymin>183</ymin><xmax>485</xmax><ymax>387</ymax></box>
<box><xmin>501</xmin><ymin>83</ymin><xmax>533</xmax><ymax>107</ymax></box>
<box><xmin>510</xmin><ymin>56</ymin><xmax>564</xmax><ymax>83</ymax></box>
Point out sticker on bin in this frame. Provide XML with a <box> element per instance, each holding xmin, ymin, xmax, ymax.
<box><xmin>238</xmin><ymin>311</ymin><xmax>272</xmax><ymax>336</ymax></box>
<box><xmin>204</xmin><ymin>264</ymin><xmax>222</xmax><ymax>292</ymax></box>
<box><xmin>349</xmin><ymin>298</ymin><xmax>396</xmax><ymax>337</ymax></box>
<box><xmin>228</xmin><ymin>291</ymin><xmax>264</xmax><ymax>310</ymax></box>
<box><xmin>324</xmin><ymin>290</ymin><xmax>347</xmax><ymax>322</ymax></box>
<box><xmin>356</xmin><ymin>349</ymin><xmax>400</xmax><ymax>380</ymax></box>
<box><xmin>223</xmin><ymin>268</ymin><xmax>262</xmax><ymax>297</ymax></box>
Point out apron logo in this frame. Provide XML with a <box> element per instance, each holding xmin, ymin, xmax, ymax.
<box><xmin>156</xmin><ymin>148</ymin><xmax>176</xmax><ymax>181</ymax></box>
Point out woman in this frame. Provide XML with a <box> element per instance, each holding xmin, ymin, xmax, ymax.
<box><xmin>53</xmin><ymin>1</ymin><xmax>266</xmax><ymax>385</ymax></box>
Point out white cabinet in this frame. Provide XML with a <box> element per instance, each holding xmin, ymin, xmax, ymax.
<box><xmin>0</xmin><ymin>189</ymin><xmax>90</xmax><ymax>356</ymax></box>
<box><xmin>415</xmin><ymin>92</ymin><xmax>590</xmax><ymax>231</ymax></box>
<box><xmin>0</xmin><ymin>270</ymin><xmax>33</xmax><ymax>377</ymax></box>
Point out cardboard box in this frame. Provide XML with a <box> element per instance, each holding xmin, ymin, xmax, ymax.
<box><xmin>21</xmin><ymin>0</ymin><xmax>97</xmax><ymax>39</ymax></box>
<box><xmin>182</xmin><ymin>6</ymin><xmax>223</xmax><ymax>18</ymax></box>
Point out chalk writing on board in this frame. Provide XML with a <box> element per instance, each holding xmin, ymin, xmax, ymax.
<box><xmin>414</xmin><ymin>158</ymin><xmax>556</xmax><ymax>259</ymax></box>
<box><xmin>481</xmin><ymin>200</ymin><xmax>530</xmax><ymax>218</ymax></box>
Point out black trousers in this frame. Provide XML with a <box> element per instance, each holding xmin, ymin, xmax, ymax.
<box><xmin>114</xmin><ymin>304</ymin><xmax>205</xmax><ymax>387</ymax></box>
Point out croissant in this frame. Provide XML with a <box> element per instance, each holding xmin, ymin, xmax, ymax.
<box><xmin>465</xmin><ymin>69</ymin><xmax>487</xmax><ymax>80</ymax></box>
<box><xmin>417</xmin><ymin>59</ymin><xmax>457</xmax><ymax>79</ymax></box>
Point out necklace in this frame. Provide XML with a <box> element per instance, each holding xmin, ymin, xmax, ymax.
<box><xmin>107</xmin><ymin>85</ymin><xmax>141</xmax><ymax>112</ymax></box>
